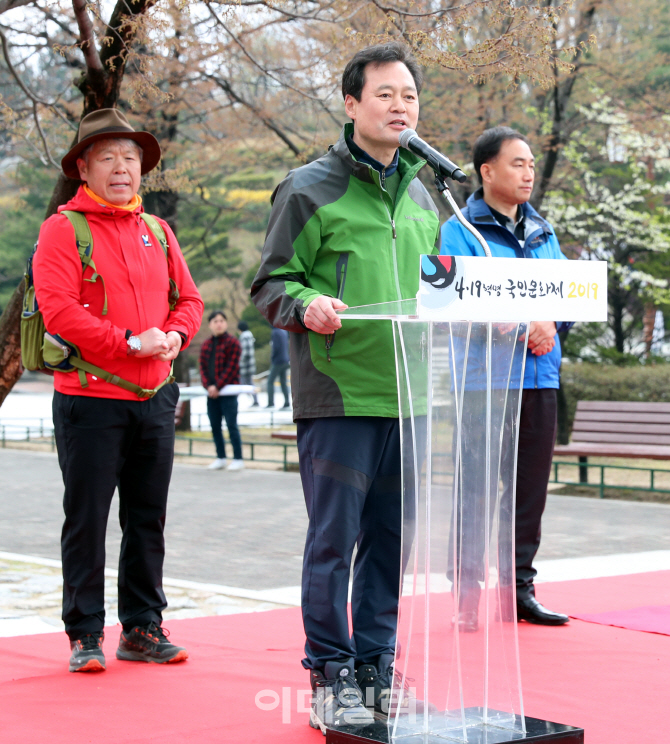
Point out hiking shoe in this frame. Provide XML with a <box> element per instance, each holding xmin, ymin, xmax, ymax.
<box><xmin>356</xmin><ymin>653</ymin><xmax>395</xmax><ymax>715</ymax></box>
<box><xmin>309</xmin><ymin>659</ymin><xmax>375</xmax><ymax>733</ymax></box>
<box><xmin>116</xmin><ymin>622</ymin><xmax>188</xmax><ymax>664</ymax></box>
<box><xmin>357</xmin><ymin>656</ymin><xmax>430</xmax><ymax>719</ymax></box>
<box><xmin>69</xmin><ymin>631</ymin><xmax>105</xmax><ymax>673</ymax></box>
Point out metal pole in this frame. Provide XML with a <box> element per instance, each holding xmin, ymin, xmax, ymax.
<box><xmin>434</xmin><ymin>175</ymin><xmax>492</xmax><ymax>257</ymax></box>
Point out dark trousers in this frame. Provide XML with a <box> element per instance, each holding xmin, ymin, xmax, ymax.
<box><xmin>52</xmin><ymin>384</ymin><xmax>179</xmax><ymax>640</ymax></box>
<box><xmin>297</xmin><ymin>416</ymin><xmax>402</xmax><ymax>671</ymax></box>
<box><xmin>207</xmin><ymin>395</ymin><xmax>243</xmax><ymax>460</ymax></box>
<box><xmin>240</xmin><ymin>372</ymin><xmax>259</xmax><ymax>405</ymax></box>
<box><xmin>448</xmin><ymin>388</ymin><xmax>557</xmax><ymax>602</ymax></box>
<box><xmin>267</xmin><ymin>363</ymin><xmax>290</xmax><ymax>406</ymax></box>
<box><xmin>515</xmin><ymin>388</ymin><xmax>557</xmax><ymax>599</ymax></box>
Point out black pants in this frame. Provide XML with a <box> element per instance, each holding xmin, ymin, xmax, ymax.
<box><xmin>53</xmin><ymin>384</ymin><xmax>178</xmax><ymax>640</ymax></box>
<box><xmin>207</xmin><ymin>395</ymin><xmax>243</xmax><ymax>460</ymax></box>
<box><xmin>449</xmin><ymin>388</ymin><xmax>557</xmax><ymax>602</ymax></box>
<box><xmin>515</xmin><ymin>388</ymin><xmax>557</xmax><ymax>599</ymax></box>
<box><xmin>297</xmin><ymin>417</ymin><xmax>402</xmax><ymax>671</ymax></box>
<box><xmin>267</xmin><ymin>363</ymin><xmax>290</xmax><ymax>406</ymax></box>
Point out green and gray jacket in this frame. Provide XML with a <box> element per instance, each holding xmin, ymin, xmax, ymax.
<box><xmin>251</xmin><ymin>124</ymin><xmax>441</xmax><ymax>419</ymax></box>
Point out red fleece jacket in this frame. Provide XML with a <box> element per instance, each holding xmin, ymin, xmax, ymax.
<box><xmin>33</xmin><ymin>186</ymin><xmax>204</xmax><ymax>400</ymax></box>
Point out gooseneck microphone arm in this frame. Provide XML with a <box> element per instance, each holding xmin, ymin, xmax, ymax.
<box><xmin>398</xmin><ymin>129</ymin><xmax>492</xmax><ymax>257</ymax></box>
<box><xmin>433</xmin><ymin>175</ymin><xmax>492</xmax><ymax>258</ymax></box>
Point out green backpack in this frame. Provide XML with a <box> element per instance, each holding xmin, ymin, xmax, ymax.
<box><xmin>21</xmin><ymin>211</ymin><xmax>180</xmax><ymax>399</ymax></box>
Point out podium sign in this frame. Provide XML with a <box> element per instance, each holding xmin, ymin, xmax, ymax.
<box><xmin>418</xmin><ymin>256</ymin><xmax>607</xmax><ymax>322</ymax></box>
<box><xmin>334</xmin><ymin>258</ymin><xmax>600</xmax><ymax>744</ymax></box>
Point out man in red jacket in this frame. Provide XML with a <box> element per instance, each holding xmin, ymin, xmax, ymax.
<box><xmin>33</xmin><ymin>109</ymin><xmax>204</xmax><ymax>673</ymax></box>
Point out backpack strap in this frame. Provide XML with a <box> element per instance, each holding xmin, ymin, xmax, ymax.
<box><xmin>50</xmin><ymin>210</ymin><xmax>179</xmax><ymax>397</ymax></box>
<box><xmin>61</xmin><ymin>210</ymin><xmax>109</xmax><ymax>316</ymax></box>
<box><xmin>67</xmin><ymin>355</ymin><xmax>175</xmax><ymax>399</ymax></box>
<box><xmin>140</xmin><ymin>213</ymin><xmax>180</xmax><ymax>311</ymax></box>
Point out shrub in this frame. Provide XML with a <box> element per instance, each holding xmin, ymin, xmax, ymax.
<box><xmin>561</xmin><ymin>362</ymin><xmax>670</xmax><ymax>436</ymax></box>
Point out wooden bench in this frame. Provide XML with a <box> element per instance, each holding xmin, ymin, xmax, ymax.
<box><xmin>553</xmin><ymin>400</ymin><xmax>670</xmax><ymax>494</ymax></box>
<box><xmin>271</xmin><ymin>430</ymin><xmax>298</xmax><ymax>441</ymax></box>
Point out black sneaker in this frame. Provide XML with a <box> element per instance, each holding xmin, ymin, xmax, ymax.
<box><xmin>357</xmin><ymin>655</ymin><xmax>430</xmax><ymax>719</ymax></box>
<box><xmin>116</xmin><ymin>622</ymin><xmax>188</xmax><ymax>664</ymax></box>
<box><xmin>309</xmin><ymin>659</ymin><xmax>375</xmax><ymax>733</ymax></box>
<box><xmin>356</xmin><ymin>653</ymin><xmax>394</xmax><ymax>715</ymax></box>
<box><xmin>69</xmin><ymin>631</ymin><xmax>105</xmax><ymax>673</ymax></box>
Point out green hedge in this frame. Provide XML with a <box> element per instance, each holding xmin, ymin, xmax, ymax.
<box><xmin>561</xmin><ymin>362</ymin><xmax>670</xmax><ymax>437</ymax></box>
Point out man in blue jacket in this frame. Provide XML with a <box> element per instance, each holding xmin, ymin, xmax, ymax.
<box><xmin>441</xmin><ymin>126</ymin><xmax>570</xmax><ymax>626</ymax></box>
<box><xmin>267</xmin><ymin>327</ymin><xmax>290</xmax><ymax>409</ymax></box>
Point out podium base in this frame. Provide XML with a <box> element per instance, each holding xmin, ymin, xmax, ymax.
<box><xmin>324</xmin><ymin>712</ymin><xmax>584</xmax><ymax>744</ymax></box>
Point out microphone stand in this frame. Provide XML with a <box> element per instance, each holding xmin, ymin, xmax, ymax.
<box><xmin>434</xmin><ymin>174</ymin><xmax>492</xmax><ymax>258</ymax></box>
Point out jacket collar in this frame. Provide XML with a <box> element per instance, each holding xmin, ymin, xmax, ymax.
<box><xmin>346</xmin><ymin>133</ymin><xmax>399</xmax><ymax>177</ymax></box>
<box><xmin>331</xmin><ymin>123</ymin><xmax>425</xmax><ymax>185</ymax></box>
<box><xmin>58</xmin><ymin>184</ymin><xmax>144</xmax><ymax>218</ymax></box>
<box><xmin>466</xmin><ymin>187</ymin><xmax>551</xmax><ymax>234</ymax></box>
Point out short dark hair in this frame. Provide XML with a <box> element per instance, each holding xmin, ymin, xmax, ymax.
<box><xmin>208</xmin><ymin>310</ymin><xmax>226</xmax><ymax>322</ymax></box>
<box><xmin>238</xmin><ymin>320</ymin><xmax>249</xmax><ymax>331</ymax></box>
<box><xmin>342</xmin><ymin>42</ymin><xmax>423</xmax><ymax>102</ymax></box>
<box><xmin>473</xmin><ymin>127</ymin><xmax>529</xmax><ymax>184</ymax></box>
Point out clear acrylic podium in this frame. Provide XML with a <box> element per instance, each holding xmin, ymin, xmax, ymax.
<box><xmin>329</xmin><ymin>299</ymin><xmax>583</xmax><ymax>744</ymax></box>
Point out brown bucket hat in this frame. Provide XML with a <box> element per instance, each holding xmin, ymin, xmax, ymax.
<box><xmin>61</xmin><ymin>108</ymin><xmax>161</xmax><ymax>180</ymax></box>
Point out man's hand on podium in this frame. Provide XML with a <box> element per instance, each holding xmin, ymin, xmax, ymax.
<box><xmin>525</xmin><ymin>321</ymin><xmax>557</xmax><ymax>356</ymax></box>
<box><xmin>304</xmin><ymin>295</ymin><xmax>348</xmax><ymax>334</ymax></box>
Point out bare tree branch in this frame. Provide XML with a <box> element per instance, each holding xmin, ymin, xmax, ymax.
<box><xmin>0</xmin><ymin>0</ymin><xmax>33</xmax><ymax>14</ymax></box>
<box><xmin>532</xmin><ymin>0</ymin><xmax>601</xmax><ymax>208</ymax></box>
<box><xmin>205</xmin><ymin>1</ymin><xmax>325</xmax><ymax>102</ymax></box>
<box><xmin>0</xmin><ymin>27</ymin><xmax>76</xmax><ymax>130</ymax></box>
<box><xmin>72</xmin><ymin>0</ymin><xmax>103</xmax><ymax>72</ymax></box>
<box><xmin>0</xmin><ymin>27</ymin><xmax>52</xmax><ymax>105</ymax></box>
<box><xmin>32</xmin><ymin>101</ymin><xmax>61</xmax><ymax>168</ymax></box>
<box><xmin>207</xmin><ymin>72</ymin><xmax>302</xmax><ymax>157</ymax></box>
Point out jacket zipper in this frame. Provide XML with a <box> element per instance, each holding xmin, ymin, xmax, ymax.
<box><xmin>336</xmin><ymin>253</ymin><xmax>349</xmax><ymax>301</ymax></box>
<box><xmin>379</xmin><ymin>189</ymin><xmax>402</xmax><ymax>301</ymax></box>
<box><xmin>326</xmin><ymin>254</ymin><xmax>350</xmax><ymax>363</ymax></box>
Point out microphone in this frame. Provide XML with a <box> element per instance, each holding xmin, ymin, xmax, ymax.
<box><xmin>399</xmin><ymin>129</ymin><xmax>467</xmax><ymax>183</ymax></box>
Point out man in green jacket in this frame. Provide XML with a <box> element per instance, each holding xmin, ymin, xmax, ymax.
<box><xmin>251</xmin><ymin>42</ymin><xmax>440</xmax><ymax>732</ymax></box>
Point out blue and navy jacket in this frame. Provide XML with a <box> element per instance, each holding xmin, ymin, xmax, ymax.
<box><xmin>440</xmin><ymin>188</ymin><xmax>572</xmax><ymax>390</ymax></box>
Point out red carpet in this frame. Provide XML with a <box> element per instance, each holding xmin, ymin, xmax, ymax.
<box><xmin>0</xmin><ymin>571</ymin><xmax>668</xmax><ymax>744</ymax></box>
<box><xmin>572</xmin><ymin>604</ymin><xmax>670</xmax><ymax>636</ymax></box>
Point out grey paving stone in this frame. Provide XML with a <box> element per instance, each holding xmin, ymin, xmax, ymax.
<box><xmin>0</xmin><ymin>450</ymin><xmax>669</xmax><ymax>593</ymax></box>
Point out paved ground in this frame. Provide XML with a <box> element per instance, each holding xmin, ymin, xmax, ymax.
<box><xmin>2</xmin><ymin>450</ymin><xmax>670</xmax><ymax>586</ymax></box>
<box><xmin>1</xmin><ymin>448</ymin><xmax>669</xmax><ymax>636</ymax></box>
<box><xmin>0</xmin><ymin>450</ymin><xmax>307</xmax><ymax>589</ymax></box>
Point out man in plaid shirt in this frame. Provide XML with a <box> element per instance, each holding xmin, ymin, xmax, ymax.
<box><xmin>199</xmin><ymin>310</ymin><xmax>244</xmax><ymax>470</ymax></box>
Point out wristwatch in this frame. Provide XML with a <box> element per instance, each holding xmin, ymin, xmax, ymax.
<box><xmin>127</xmin><ymin>335</ymin><xmax>142</xmax><ymax>356</ymax></box>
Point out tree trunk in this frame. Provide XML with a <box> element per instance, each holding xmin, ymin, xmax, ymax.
<box><xmin>0</xmin><ymin>0</ymin><xmax>158</xmax><ymax>408</ymax></box>
<box><xmin>145</xmin><ymin>187</ymin><xmax>191</xmax><ymax>431</ymax></box>
<box><xmin>642</xmin><ymin>302</ymin><xmax>657</xmax><ymax>360</ymax></box>
<box><xmin>556</xmin><ymin>379</ymin><xmax>570</xmax><ymax>445</ymax></box>
<box><xmin>531</xmin><ymin>0</ymin><xmax>600</xmax><ymax>211</ymax></box>
<box><xmin>0</xmin><ymin>283</ymin><xmax>26</xmax><ymax>406</ymax></box>
<box><xmin>610</xmin><ymin>288</ymin><xmax>626</xmax><ymax>355</ymax></box>
<box><xmin>143</xmin><ymin>189</ymin><xmax>179</xmax><ymax>235</ymax></box>
<box><xmin>556</xmin><ymin>327</ymin><xmax>571</xmax><ymax>444</ymax></box>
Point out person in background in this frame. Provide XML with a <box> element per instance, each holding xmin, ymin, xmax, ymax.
<box><xmin>267</xmin><ymin>326</ymin><xmax>290</xmax><ymax>410</ymax></box>
<box><xmin>199</xmin><ymin>310</ymin><xmax>244</xmax><ymax>471</ymax></box>
<box><xmin>440</xmin><ymin>126</ymin><xmax>571</xmax><ymax>627</ymax></box>
<box><xmin>238</xmin><ymin>320</ymin><xmax>259</xmax><ymax>407</ymax></box>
